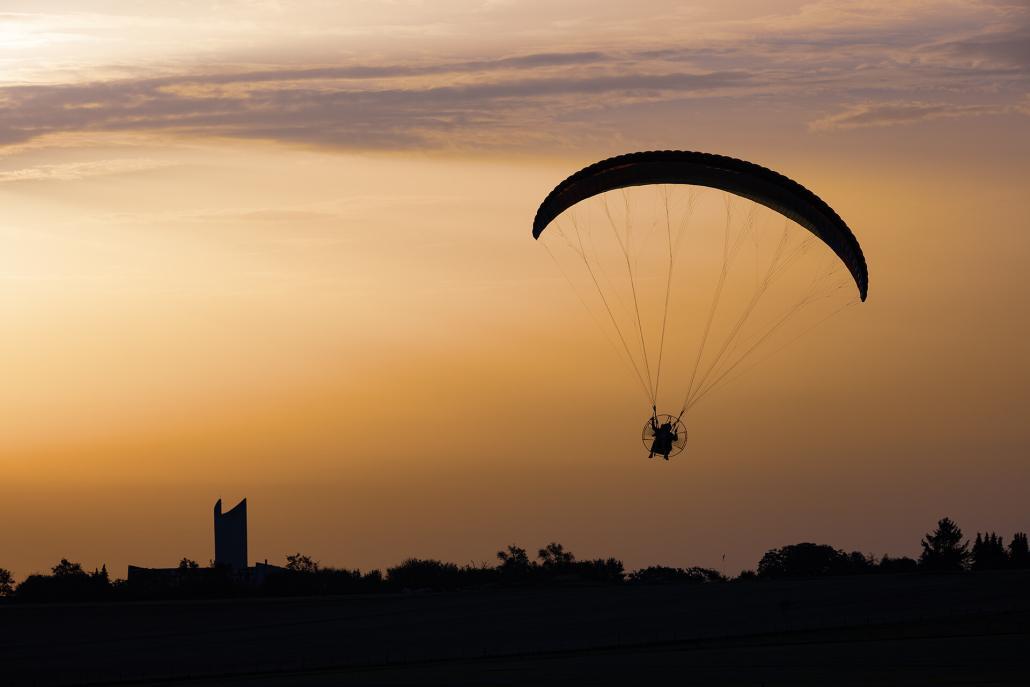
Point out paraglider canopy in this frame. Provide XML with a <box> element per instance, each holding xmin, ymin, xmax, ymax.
<box><xmin>532</xmin><ymin>150</ymin><xmax>868</xmax><ymax>458</ymax></box>
<box><xmin>532</xmin><ymin>150</ymin><xmax>868</xmax><ymax>300</ymax></box>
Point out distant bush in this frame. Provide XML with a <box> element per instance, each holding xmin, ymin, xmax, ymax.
<box><xmin>628</xmin><ymin>566</ymin><xmax>725</xmax><ymax>585</ymax></box>
<box><xmin>386</xmin><ymin>558</ymin><xmax>469</xmax><ymax>591</ymax></box>
<box><xmin>758</xmin><ymin>544</ymin><xmax>875</xmax><ymax>578</ymax></box>
<box><xmin>572</xmin><ymin>558</ymin><xmax>625</xmax><ymax>584</ymax></box>
<box><xmin>124</xmin><ymin>563</ymin><xmax>240</xmax><ymax>600</ymax></box>
<box><xmin>845</xmin><ymin>551</ymin><xmax>877</xmax><ymax>574</ymax></box>
<box><xmin>15</xmin><ymin>559</ymin><xmax>112</xmax><ymax>603</ymax></box>
<box><xmin>261</xmin><ymin>566</ymin><xmax>381</xmax><ymax>596</ymax></box>
<box><xmin>878</xmin><ymin>555</ymin><xmax>918</xmax><ymax>573</ymax></box>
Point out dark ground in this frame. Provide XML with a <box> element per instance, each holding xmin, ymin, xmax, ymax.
<box><xmin>2</xmin><ymin>571</ymin><xmax>1028</xmax><ymax>686</ymax></box>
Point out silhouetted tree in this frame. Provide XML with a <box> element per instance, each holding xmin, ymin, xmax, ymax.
<box><xmin>919</xmin><ymin>518</ymin><xmax>970</xmax><ymax>572</ymax></box>
<box><xmin>845</xmin><ymin>551</ymin><xmax>876</xmax><ymax>573</ymax></box>
<box><xmin>496</xmin><ymin>545</ymin><xmax>531</xmax><ymax>571</ymax></box>
<box><xmin>16</xmin><ymin>558</ymin><xmax>111</xmax><ymax>602</ymax></box>
<box><xmin>361</xmin><ymin>569</ymin><xmax>384</xmax><ymax>588</ymax></box>
<box><xmin>285</xmin><ymin>553</ymin><xmax>319</xmax><ymax>573</ymax></box>
<box><xmin>685</xmin><ymin>566</ymin><xmax>724</xmax><ymax>582</ymax></box>
<box><xmin>52</xmin><ymin>558</ymin><xmax>85</xmax><ymax>577</ymax></box>
<box><xmin>178</xmin><ymin>558</ymin><xmax>200</xmax><ymax>570</ymax></box>
<box><xmin>878</xmin><ymin>555</ymin><xmax>918</xmax><ymax>573</ymax></box>
<box><xmin>575</xmin><ymin>557</ymin><xmax>625</xmax><ymax>584</ymax></box>
<box><xmin>387</xmin><ymin>558</ymin><xmax>462</xmax><ymax>590</ymax></box>
<box><xmin>758</xmin><ymin>543</ymin><xmax>852</xmax><ymax>578</ymax></box>
<box><xmin>0</xmin><ymin>568</ymin><xmax>13</xmax><ymax>596</ymax></box>
<box><xmin>496</xmin><ymin>544</ymin><xmax>533</xmax><ymax>583</ymax></box>
<box><xmin>1008</xmin><ymin>532</ymin><xmax>1029</xmax><ymax>569</ymax></box>
<box><xmin>537</xmin><ymin>542</ymin><xmax>575</xmax><ymax>568</ymax></box>
<box><xmin>972</xmin><ymin>532</ymin><xmax>1007</xmax><ymax>570</ymax></box>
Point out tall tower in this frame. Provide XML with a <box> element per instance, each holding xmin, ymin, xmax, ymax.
<box><xmin>214</xmin><ymin>498</ymin><xmax>247</xmax><ymax>570</ymax></box>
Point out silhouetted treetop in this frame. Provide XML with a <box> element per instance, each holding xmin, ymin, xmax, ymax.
<box><xmin>52</xmin><ymin>559</ymin><xmax>86</xmax><ymax>577</ymax></box>
<box><xmin>878</xmin><ymin>555</ymin><xmax>918</xmax><ymax>574</ymax></box>
<box><xmin>15</xmin><ymin>558</ymin><xmax>112</xmax><ymax>602</ymax></box>
<box><xmin>920</xmin><ymin>518</ymin><xmax>971</xmax><ymax>572</ymax></box>
<box><xmin>0</xmin><ymin>567</ymin><xmax>13</xmax><ymax>597</ymax></box>
<box><xmin>846</xmin><ymin>551</ymin><xmax>876</xmax><ymax>573</ymax></box>
<box><xmin>285</xmin><ymin>553</ymin><xmax>319</xmax><ymax>574</ymax></box>
<box><xmin>386</xmin><ymin>558</ymin><xmax>463</xmax><ymax>590</ymax></box>
<box><xmin>538</xmin><ymin>543</ymin><xmax>575</xmax><ymax>568</ymax></box>
<box><xmin>758</xmin><ymin>543</ymin><xmax>860</xmax><ymax>578</ymax></box>
<box><xmin>496</xmin><ymin>545</ymin><xmax>530</xmax><ymax>571</ymax></box>
<box><xmin>1008</xmin><ymin>532</ymin><xmax>1029</xmax><ymax>569</ymax></box>
<box><xmin>972</xmin><ymin>532</ymin><xmax>1007</xmax><ymax>571</ymax></box>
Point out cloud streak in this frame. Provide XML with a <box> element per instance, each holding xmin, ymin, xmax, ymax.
<box><xmin>0</xmin><ymin>62</ymin><xmax>752</xmax><ymax>149</ymax></box>
<box><xmin>0</xmin><ymin>157</ymin><xmax>171</xmax><ymax>182</ymax></box>
<box><xmin>0</xmin><ymin>1</ymin><xmax>1027</xmax><ymax>151</ymax></box>
<box><xmin>809</xmin><ymin>100</ymin><xmax>1030</xmax><ymax>131</ymax></box>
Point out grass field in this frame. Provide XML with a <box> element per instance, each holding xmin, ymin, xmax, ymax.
<box><xmin>3</xmin><ymin>571</ymin><xmax>1028</xmax><ymax>685</ymax></box>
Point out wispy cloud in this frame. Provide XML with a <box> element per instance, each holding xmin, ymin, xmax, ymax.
<box><xmin>0</xmin><ymin>157</ymin><xmax>172</xmax><ymax>182</ymax></box>
<box><xmin>0</xmin><ymin>0</ymin><xmax>1026</xmax><ymax>151</ymax></box>
<box><xmin>0</xmin><ymin>62</ymin><xmax>751</xmax><ymax>150</ymax></box>
<box><xmin>808</xmin><ymin>99</ymin><xmax>1030</xmax><ymax>130</ymax></box>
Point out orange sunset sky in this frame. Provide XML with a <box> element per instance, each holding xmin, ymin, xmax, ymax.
<box><xmin>1</xmin><ymin>1</ymin><xmax>1028</xmax><ymax>581</ymax></box>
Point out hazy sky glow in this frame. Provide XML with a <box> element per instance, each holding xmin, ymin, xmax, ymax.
<box><xmin>1</xmin><ymin>1</ymin><xmax>1028</xmax><ymax>580</ymax></box>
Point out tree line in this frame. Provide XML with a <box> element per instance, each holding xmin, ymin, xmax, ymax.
<box><xmin>1</xmin><ymin>517</ymin><xmax>1027</xmax><ymax>603</ymax></box>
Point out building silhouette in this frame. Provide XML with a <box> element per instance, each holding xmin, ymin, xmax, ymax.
<box><xmin>128</xmin><ymin>497</ymin><xmax>281</xmax><ymax>588</ymax></box>
<box><xmin>214</xmin><ymin>498</ymin><xmax>247</xmax><ymax>570</ymax></box>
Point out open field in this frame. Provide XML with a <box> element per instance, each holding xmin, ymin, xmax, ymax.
<box><xmin>2</xmin><ymin>571</ymin><xmax>1028</xmax><ymax>685</ymax></box>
